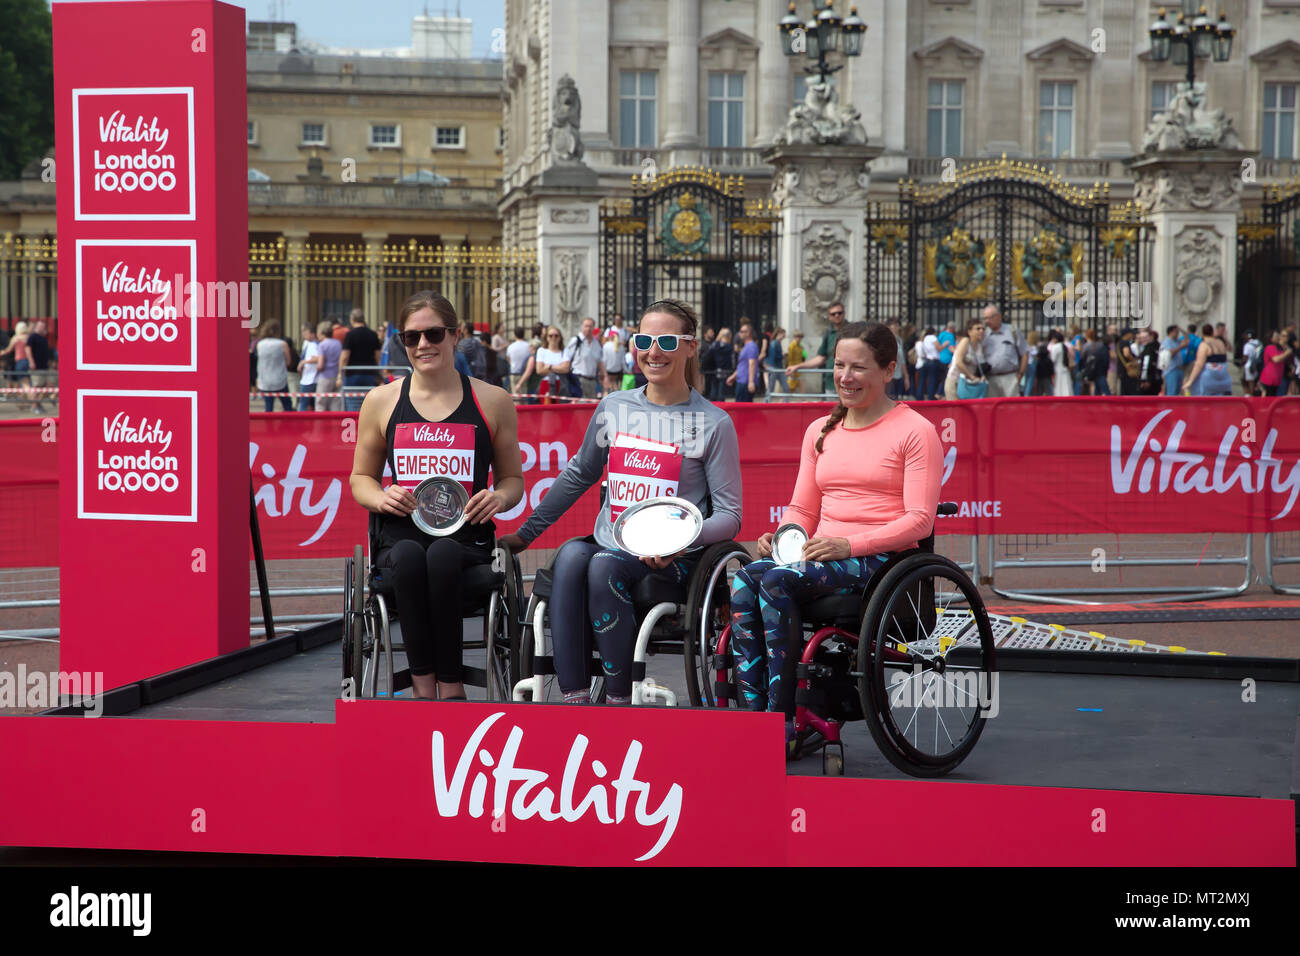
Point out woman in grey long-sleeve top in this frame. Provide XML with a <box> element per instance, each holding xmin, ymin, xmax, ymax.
<box><xmin>500</xmin><ymin>299</ymin><xmax>743</xmax><ymax>704</ymax></box>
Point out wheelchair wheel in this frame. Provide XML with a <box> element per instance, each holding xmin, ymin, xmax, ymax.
<box><xmin>858</xmin><ymin>553</ymin><xmax>996</xmax><ymax>778</ymax></box>
<box><xmin>350</xmin><ymin>545</ymin><xmax>366</xmax><ymax>690</ymax></box>
<box><xmin>683</xmin><ymin>542</ymin><xmax>751</xmax><ymax>707</ymax></box>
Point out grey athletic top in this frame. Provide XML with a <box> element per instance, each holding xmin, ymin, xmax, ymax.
<box><xmin>517</xmin><ymin>387</ymin><xmax>743</xmax><ymax>552</ymax></box>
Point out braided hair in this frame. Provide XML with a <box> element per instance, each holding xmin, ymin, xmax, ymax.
<box><xmin>814</xmin><ymin>320</ymin><xmax>898</xmax><ymax>453</ymax></box>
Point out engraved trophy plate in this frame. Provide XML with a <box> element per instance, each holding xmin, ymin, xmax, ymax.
<box><xmin>411</xmin><ymin>476</ymin><xmax>471</xmax><ymax>537</ymax></box>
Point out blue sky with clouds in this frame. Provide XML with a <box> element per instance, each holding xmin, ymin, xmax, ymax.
<box><xmin>49</xmin><ymin>0</ymin><xmax>505</xmax><ymax>57</ymax></box>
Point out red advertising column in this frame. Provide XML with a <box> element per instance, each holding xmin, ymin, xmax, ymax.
<box><xmin>55</xmin><ymin>1</ymin><xmax>249</xmax><ymax>688</ymax></box>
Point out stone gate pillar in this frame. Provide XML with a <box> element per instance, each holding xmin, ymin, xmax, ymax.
<box><xmin>1128</xmin><ymin>87</ymin><xmax>1255</xmax><ymax>341</ymax></box>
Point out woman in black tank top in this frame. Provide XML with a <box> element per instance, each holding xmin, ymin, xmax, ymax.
<box><xmin>349</xmin><ymin>292</ymin><xmax>524</xmax><ymax>701</ymax></box>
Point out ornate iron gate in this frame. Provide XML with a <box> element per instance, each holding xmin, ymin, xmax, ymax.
<box><xmin>600</xmin><ymin>167</ymin><xmax>780</xmax><ymax>331</ymax></box>
<box><xmin>865</xmin><ymin>156</ymin><xmax>1149</xmax><ymax>333</ymax></box>
<box><xmin>1237</xmin><ymin>179</ymin><xmax>1300</xmax><ymax>336</ymax></box>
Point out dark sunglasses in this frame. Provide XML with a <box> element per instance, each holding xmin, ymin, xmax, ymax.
<box><xmin>632</xmin><ymin>333</ymin><xmax>695</xmax><ymax>352</ymax></box>
<box><xmin>399</xmin><ymin>326</ymin><xmax>455</xmax><ymax>348</ymax></box>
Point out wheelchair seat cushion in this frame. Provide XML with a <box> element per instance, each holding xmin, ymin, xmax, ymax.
<box><xmin>800</xmin><ymin>591</ymin><xmax>863</xmax><ymax>625</ymax></box>
<box><xmin>632</xmin><ymin>574</ymin><xmax>685</xmax><ymax>611</ymax></box>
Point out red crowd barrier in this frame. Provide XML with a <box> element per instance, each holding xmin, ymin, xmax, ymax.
<box><xmin>2</xmin><ymin>396</ymin><xmax>1298</xmax><ymax>568</ymax></box>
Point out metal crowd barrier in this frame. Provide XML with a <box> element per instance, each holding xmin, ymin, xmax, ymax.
<box><xmin>982</xmin><ymin>533</ymin><xmax>1255</xmax><ymax>605</ymax></box>
<box><xmin>1263</xmin><ymin>532</ymin><xmax>1300</xmax><ymax>596</ymax></box>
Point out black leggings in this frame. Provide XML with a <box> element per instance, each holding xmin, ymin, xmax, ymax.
<box><xmin>377</xmin><ymin>537</ymin><xmax>492</xmax><ymax>680</ymax></box>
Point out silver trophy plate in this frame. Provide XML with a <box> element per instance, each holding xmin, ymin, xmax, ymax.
<box><xmin>411</xmin><ymin>476</ymin><xmax>471</xmax><ymax>537</ymax></box>
<box><xmin>772</xmin><ymin>523</ymin><xmax>808</xmax><ymax>565</ymax></box>
<box><xmin>613</xmin><ymin>496</ymin><xmax>703</xmax><ymax>559</ymax></box>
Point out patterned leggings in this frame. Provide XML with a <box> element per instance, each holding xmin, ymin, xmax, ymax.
<box><xmin>729</xmin><ymin>555</ymin><xmax>889</xmax><ymax>715</ymax></box>
<box><xmin>550</xmin><ymin>539</ymin><xmax>696</xmax><ymax>698</ymax></box>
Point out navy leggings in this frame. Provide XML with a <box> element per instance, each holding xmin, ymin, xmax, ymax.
<box><xmin>550</xmin><ymin>539</ymin><xmax>695</xmax><ymax>698</ymax></box>
<box><xmin>730</xmin><ymin>555</ymin><xmax>889</xmax><ymax>715</ymax></box>
<box><xmin>377</xmin><ymin>537</ymin><xmax>493</xmax><ymax>681</ymax></box>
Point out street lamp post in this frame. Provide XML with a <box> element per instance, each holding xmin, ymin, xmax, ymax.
<box><xmin>1149</xmin><ymin>4</ymin><xmax>1235</xmax><ymax>101</ymax></box>
<box><xmin>779</xmin><ymin>0</ymin><xmax>865</xmax><ymax>87</ymax></box>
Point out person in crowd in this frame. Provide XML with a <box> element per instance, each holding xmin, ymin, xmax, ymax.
<box><xmin>1241</xmin><ymin>330</ymin><xmax>1261</xmax><ymax>397</ymax></box>
<box><xmin>1258</xmin><ymin>329</ymin><xmax>1293</xmax><ymax>397</ymax></box>
<box><xmin>0</xmin><ymin>321</ymin><xmax>37</xmax><ymax>412</ymax></box>
<box><xmin>918</xmin><ymin>326</ymin><xmax>943</xmax><ymax>400</ymax></box>
<box><xmin>727</xmin><ymin>320</ymin><xmax>760</xmax><ymax>402</ymax></box>
<box><xmin>1023</xmin><ymin>330</ymin><xmax>1041</xmax><ymax>395</ymax></box>
<box><xmin>937</xmin><ymin>321</ymin><xmax>956</xmax><ymax>392</ymax></box>
<box><xmin>507</xmin><ymin>327</ymin><xmax>532</xmax><ymax>394</ymax></box>
<box><xmin>709</xmin><ymin>327</ymin><xmax>735</xmax><ymax>401</ymax></box>
<box><xmin>944</xmin><ymin>317</ymin><xmax>985</xmax><ymax>400</ymax></box>
<box><xmin>1078</xmin><ymin>327</ymin><xmax>1109</xmax><ymax>396</ymax></box>
<box><xmin>885</xmin><ymin>319</ymin><xmax>910</xmax><ymax>399</ymax></box>
<box><xmin>491</xmin><ymin>324</ymin><xmax>510</xmax><ymax>387</ymax></box>
<box><xmin>601</xmin><ymin>327</ymin><xmax>625</xmax><ymax>393</ymax></box>
<box><xmin>381</xmin><ymin>316</ymin><xmax>412</xmax><ymax>380</ymax></box>
<box><xmin>297</xmin><ymin>323</ymin><xmax>321</xmax><ymax>411</ymax></box>
<box><xmin>610</xmin><ymin>312</ymin><xmax>630</xmax><ymax>347</ymax></box>
<box><xmin>565</xmin><ymin>317</ymin><xmax>606</xmax><ymax>399</ymax></box>
<box><xmin>753</xmin><ymin>320</ymin><xmax>770</xmax><ymax>399</ymax></box>
<box><xmin>340</xmin><ymin>309</ymin><xmax>382</xmax><ymax>412</ymax></box>
<box><xmin>1066</xmin><ymin>326</ymin><xmax>1084</xmax><ymax>395</ymax></box>
<box><xmin>315</xmin><ymin>319</ymin><xmax>344</xmax><ymax>411</ymax></box>
<box><xmin>255</xmin><ymin>319</ymin><xmax>294</xmax><ymax>412</ymax></box>
<box><xmin>499</xmin><ymin>299</ymin><xmax>742</xmax><ymax>706</ymax></box>
<box><xmin>332</xmin><ymin>318</ymin><xmax>349</xmax><ymax>342</ymax></box>
<box><xmin>1182</xmin><ymin>323</ymin><xmax>1232</xmax><ymax>396</ymax></box>
<box><xmin>457</xmin><ymin>325</ymin><xmax>489</xmax><ymax>381</ymax></box>
<box><xmin>512</xmin><ymin>335</ymin><xmax>543</xmax><ymax>403</ymax></box>
<box><xmin>980</xmin><ymin>305</ymin><xmax>1028</xmax><ymax>397</ymax></box>
<box><xmin>787</xmin><ymin>302</ymin><xmax>848</xmax><ymax>397</ymax></box>
<box><xmin>25</xmin><ymin>319</ymin><xmax>51</xmax><ymax>413</ymax></box>
<box><xmin>764</xmin><ymin>326</ymin><xmax>789</xmax><ymax>399</ymax></box>
<box><xmin>350</xmin><ymin>291</ymin><xmax>523</xmax><ymax>701</ymax></box>
<box><xmin>1136</xmin><ymin>328</ymin><xmax>1164</xmax><ymax>395</ymax></box>
<box><xmin>1159</xmin><ymin>324</ymin><xmax>1186</xmax><ymax>396</ymax></box>
<box><xmin>1116</xmin><ymin>329</ymin><xmax>1141</xmax><ymax>395</ymax></box>
<box><xmin>1104</xmin><ymin>324</ymin><xmax>1121</xmax><ymax>395</ymax></box>
<box><xmin>699</xmin><ymin>327</ymin><xmax>718</xmax><ymax>398</ymax></box>
<box><xmin>900</xmin><ymin>322</ymin><xmax>918</xmax><ymax>392</ymax></box>
<box><xmin>786</xmin><ymin>330</ymin><xmax>808</xmax><ymax>393</ymax></box>
<box><xmin>732</xmin><ymin>321</ymin><xmax>941</xmax><ymax>756</ymax></box>
<box><xmin>1029</xmin><ymin>330</ymin><xmax>1053</xmax><ymax>397</ymax></box>
<box><xmin>534</xmin><ymin>326</ymin><xmax>571</xmax><ymax>402</ymax></box>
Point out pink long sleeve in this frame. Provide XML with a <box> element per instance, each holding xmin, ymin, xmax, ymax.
<box><xmin>781</xmin><ymin>404</ymin><xmax>942</xmax><ymax>558</ymax></box>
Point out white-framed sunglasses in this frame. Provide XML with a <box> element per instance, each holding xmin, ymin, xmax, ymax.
<box><xmin>632</xmin><ymin>333</ymin><xmax>696</xmax><ymax>352</ymax></box>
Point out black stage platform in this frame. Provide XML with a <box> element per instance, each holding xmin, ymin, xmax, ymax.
<box><xmin>117</xmin><ymin>623</ymin><xmax>1300</xmax><ymax>801</ymax></box>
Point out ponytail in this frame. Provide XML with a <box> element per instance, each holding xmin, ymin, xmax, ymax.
<box><xmin>815</xmin><ymin>403</ymin><xmax>849</xmax><ymax>453</ymax></box>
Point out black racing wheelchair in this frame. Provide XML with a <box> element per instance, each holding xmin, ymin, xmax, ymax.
<box><xmin>692</xmin><ymin>502</ymin><xmax>997</xmax><ymax>778</ymax></box>
<box><xmin>341</xmin><ymin>513</ymin><xmax>525</xmax><ymax>700</ymax></box>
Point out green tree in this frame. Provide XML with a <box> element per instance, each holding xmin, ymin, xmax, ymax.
<box><xmin>0</xmin><ymin>0</ymin><xmax>54</xmax><ymax>181</ymax></box>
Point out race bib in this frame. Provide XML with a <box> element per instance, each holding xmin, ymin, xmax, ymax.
<box><xmin>607</xmin><ymin>432</ymin><xmax>683</xmax><ymax>522</ymax></box>
<box><xmin>392</xmin><ymin>422</ymin><xmax>476</xmax><ymax>494</ymax></box>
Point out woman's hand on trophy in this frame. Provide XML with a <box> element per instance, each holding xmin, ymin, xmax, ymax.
<box><xmin>380</xmin><ymin>484</ymin><xmax>417</xmax><ymax>516</ymax></box>
<box><xmin>802</xmin><ymin>536</ymin><xmax>851</xmax><ymax>563</ymax></box>
<box><xmin>465</xmin><ymin>488</ymin><xmax>506</xmax><ymax>524</ymax></box>
<box><xmin>756</xmin><ymin>531</ymin><xmax>775</xmax><ymax>558</ymax></box>
<box><xmin>641</xmin><ymin>549</ymin><xmax>684</xmax><ymax>570</ymax></box>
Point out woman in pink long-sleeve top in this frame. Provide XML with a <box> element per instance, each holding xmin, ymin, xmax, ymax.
<box><xmin>730</xmin><ymin>320</ymin><xmax>942</xmax><ymax>756</ymax></box>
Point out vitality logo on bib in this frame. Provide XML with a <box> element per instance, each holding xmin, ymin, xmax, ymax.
<box><xmin>607</xmin><ymin>433</ymin><xmax>682</xmax><ymax>522</ymax></box>
<box><xmin>392</xmin><ymin>422</ymin><xmax>477</xmax><ymax>494</ymax></box>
